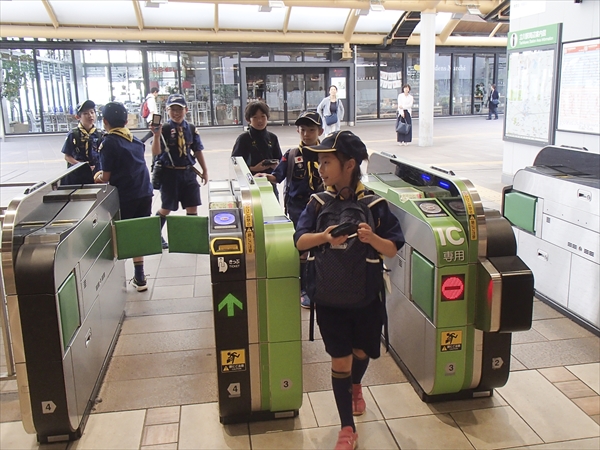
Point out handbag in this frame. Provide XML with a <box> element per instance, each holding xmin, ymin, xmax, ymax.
<box><xmin>396</xmin><ymin>116</ymin><xmax>411</xmax><ymax>134</ymax></box>
<box><xmin>325</xmin><ymin>112</ymin><xmax>338</xmax><ymax>126</ymax></box>
<box><xmin>491</xmin><ymin>98</ymin><xmax>499</xmax><ymax>105</ymax></box>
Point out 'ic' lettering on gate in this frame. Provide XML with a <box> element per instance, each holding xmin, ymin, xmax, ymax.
<box><xmin>436</xmin><ymin>227</ymin><xmax>465</xmax><ymax>247</ymax></box>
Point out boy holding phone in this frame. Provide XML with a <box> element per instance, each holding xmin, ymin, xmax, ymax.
<box><xmin>150</xmin><ymin>94</ymin><xmax>208</xmax><ymax>249</ymax></box>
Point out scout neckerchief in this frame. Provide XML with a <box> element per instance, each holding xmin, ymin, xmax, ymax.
<box><xmin>325</xmin><ymin>181</ymin><xmax>366</xmax><ymax>200</ymax></box>
<box><xmin>107</xmin><ymin>127</ymin><xmax>133</xmax><ymax>142</ymax></box>
<box><xmin>298</xmin><ymin>141</ymin><xmax>321</xmax><ymax>192</ymax></box>
<box><xmin>177</xmin><ymin>126</ymin><xmax>186</xmax><ymax>157</ymax></box>
<box><xmin>76</xmin><ymin>122</ymin><xmax>97</xmax><ymax>158</ymax></box>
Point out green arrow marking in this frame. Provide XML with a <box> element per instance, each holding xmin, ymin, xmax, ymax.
<box><xmin>218</xmin><ymin>293</ymin><xmax>243</xmax><ymax>317</ymax></box>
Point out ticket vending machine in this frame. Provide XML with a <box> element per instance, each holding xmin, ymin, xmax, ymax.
<box><xmin>365</xmin><ymin>152</ymin><xmax>534</xmax><ymax>401</ymax></box>
<box><xmin>208</xmin><ymin>157</ymin><xmax>302</xmax><ymax>423</ymax></box>
<box><xmin>1</xmin><ymin>169</ymin><xmax>126</xmax><ymax>442</ymax></box>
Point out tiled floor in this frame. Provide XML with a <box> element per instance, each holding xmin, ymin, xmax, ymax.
<box><xmin>1</xmin><ymin>117</ymin><xmax>599</xmax><ymax>449</ymax></box>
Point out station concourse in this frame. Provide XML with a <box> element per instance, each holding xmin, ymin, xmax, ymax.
<box><xmin>1</xmin><ymin>116</ymin><xmax>598</xmax><ymax>450</ymax></box>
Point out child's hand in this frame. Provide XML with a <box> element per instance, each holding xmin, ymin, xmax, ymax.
<box><xmin>356</xmin><ymin>223</ymin><xmax>375</xmax><ymax>244</ymax></box>
<box><xmin>151</xmin><ymin>124</ymin><xmax>162</xmax><ymax>134</ymax></box>
<box><xmin>324</xmin><ymin>225</ymin><xmax>350</xmax><ymax>246</ymax></box>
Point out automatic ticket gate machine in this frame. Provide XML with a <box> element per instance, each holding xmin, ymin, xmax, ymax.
<box><xmin>503</xmin><ymin>146</ymin><xmax>600</xmax><ymax>334</ymax></box>
<box><xmin>1</xmin><ymin>172</ymin><xmax>126</xmax><ymax>442</ymax></box>
<box><xmin>208</xmin><ymin>157</ymin><xmax>302</xmax><ymax>423</ymax></box>
<box><xmin>365</xmin><ymin>152</ymin><xmax>534</xmax><ymax>401</ymax></box>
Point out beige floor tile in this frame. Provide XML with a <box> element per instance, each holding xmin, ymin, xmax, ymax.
<box><xmin>387</xmin><ymin>414</ymin><xmax>474</xmax><ymax>449</ymax></box>
<box><xmin>140</xmin><ymin>443</ymin><xmax>177</xmax><ymax>450</ymax></box>
<box><xmin>308</xmin><ymin>387</ymin><xmax>383</xmax><ymax>427</ymax></box>
<box><xmin>194</xmin><ymin>275</ymin><xmax>212</xmax><ymax>297</ymax></box>
<box><xmin>179</xmin><ymin>403</ymin><xmax>250</xmax><ymax>449</ymax></box>
<box><xmin>554</xmin><ymin>380</ymin><xmax>597</xmax><ymax>399</ymax></box>
<box><xmin>567</xmin><ymin>363</ymin><xmax>600</xmax><ymax>394</ymax></box>
<box><xmin>155</xmin><ymin>266</ymin><xmax>197</xmax><ymax>279</ymax></box>
<box><xmin>126</xmin><ymin>296</ymin><xmax>213</xmax><ymax>316</ymax></box>
<box><xmin>0</xmin><ymin>379</ymin><xmax>17</xmax><ymax>392</ymax></box>
<box><xmin>370</xmin><ymin>382</ymin><xmax>433</xmax><ymax>419</ymax></box>
<box><xmin>497</xmin><ymin>370</ymin><xmax>600</xmax><ymax>442</ymax></box>
<box><xmin>572</xmin><ymin>396</ymin><xmax>600</xmax><ymax>416</ymax></box>
<box><xmin>141</xmin><ymin>423</ymin><xmax>179</xmax><ymax>446</ymax></box>
<box><xmin>105</xmin><ymin>349</ymin><xmax>215</xmax><ymax>381</ymax></box>
<box><xmin>0</xmin><ymin>421</ymin><xmax>67</xmax><ymax>449</ymax></box>
<box><xmin>71</xmin><ymin>410</ymin><xmax>145</xmax><ymax>450</ymax></box>
<box><xmin>113</xmin><ymin>328</ymin><xmax>215</xmax><ymax>356</ymax></box>
<box><xmin>302</xmin><ymin>362</ymin><xmax>333</xmax><ymax>392</ymax></box>
<box><xmin>532</xmin><ymin>300</ymin><xmax>565</xmax><ymax>320</ymax></box>
<box><xmin>94</xmin><ymin>372</ymin><xmax>217</xmax><ymax>412</ymax></box>
<box><xmin>510</xmin><ymin>337</ymin><xmax>600</xmax><ymax>369</ymax></box>
<box><xmin>158</xmin><ymin>252</ymin><xmax>198</xmax><ymax>269</ymax></box>
<box><xmin>428</xmin><ymin>392</ymin><xmax>506</xmax><ymax>414</ymax></box>
<box><xmin>591</xmin><ymin>415</ymin><xmax>600</xmax><ymax>425</ymax></box>
<box><xmin>362</xmin><ymin>352</ymin><xmax>408</xmax><ymax>386</ymax></box>
<box><xmin>249</xmin><ymin>393</ymin><xmax>318</xmax><ymax>434</ymax></box>
<box><xmin>145</xmin><ymin>406</ymin><xmax>181</xmax><ymax>425</ymax></box>
<box><xmin>533</xmin><ymin>318</ymin><xmax>595</xmax><ymax>341</ymax></box>
<box><xmin>0</xmin><ymin>391</ymin><xmax>21</xmax><ymax>422</ymax></box>
<box><xmin>538</xmin><ymin>367</ymin><xmax>578</xmax><ymax>383</ymax></box>
<box><xmin>511</xmin><ymin>355</ymin><xmax>527</xmax><ymax>371</ymax></box>
<box><xmin>301</xmin><ymin>319</ymin><xmax>323</xmax><ymax>341</ymax></box>
<box><xmin>153</xmin><ymin>275</ymin><xmax>196</xmax><ymax>287</ymax></box>
<box><xmin>512</xmin><ymin>328</ymin><xmax>548</xmax><ymax>344</ymax></box>
<box><xmin>151</xmin><ymin>284</ymin><xmax>195</xmax><ymax>300</ymax></box>
<box><xmin>452</xmin><ymin>405</ymin><xmax>542</xmax><ymax>449</ymax></box>
<box><xmin>121</xmin><ymin>311</ymin><xmax>213</xmax><ymax>335</ymax></box>
<box><xmin>523</xmin><ymin>436</ymin><xmax>600</xmax><ymax>449</ymax></box>
<box><xmin>301</xmin><ymin>339</ymin><xmax>331</xmax><ymax>364</ymax></box>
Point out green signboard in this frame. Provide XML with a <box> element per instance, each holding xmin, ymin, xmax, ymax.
<box><xmin>508</xmin><ymin>24</ymin><xmax>560</xmax><ymax>50</ymax></box>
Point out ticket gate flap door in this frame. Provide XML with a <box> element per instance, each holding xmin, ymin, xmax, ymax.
<box><xmin>166</xmin><ymin>215</ymin><xmax>209</xmax><ymax>254</ymax></box>
<box><xmin>113</xmin><ymin>216</ymin><xmax>163</xmax><ymax>259</ymax></box>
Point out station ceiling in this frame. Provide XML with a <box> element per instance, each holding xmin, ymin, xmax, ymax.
<box><xmin>0</xmin><ymin>0</ymin><xmax>510</xmax><ymax>49</ymax></box>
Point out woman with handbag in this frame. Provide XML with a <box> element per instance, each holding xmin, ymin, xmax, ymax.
<box><xmin>486</xmin><ymin>83</ymin><xmax>499</xmax><ymax>120</ymax></box>
<box><xmin>317</xmin><ymin>85</ymin><xmax>344</xmax><ymax>135</ymax></box>
<box><xmin>396</xmin><ymin>84</ymin><xmax>414</xmax><ymax>146</ymax></box>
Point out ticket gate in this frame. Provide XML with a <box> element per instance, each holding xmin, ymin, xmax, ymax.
<box><xmin>1</xmin><ymin>167</ymin><xmax>126</xmax><ymax>443</ymax></box>
<box><xmin>503</xmin><ymin>146</ymin><xmax>599</xmax><ymax>334</ymax></box>
<box><xmin>365</xmin><ymin>152</ymin><xmax>534</xmax><ymax>401</ymax></box>
<box><xmin>208</xmin><ymin>157</ymin><xmax>302</xmax><ymax>423</ymax></box>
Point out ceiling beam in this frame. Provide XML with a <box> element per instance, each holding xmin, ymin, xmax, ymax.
<box><xmin>214</xmin><ymin>3</ymin><xmax>219</xmax><ymax>32</ymax></box>
<box><xmin>438</xmin><ymin>17</ymin><xmax>460</xmax><ymax>44</ymax></box>
<box><xmin>132</xmin><ymin>0</ymin><xmax>145</xmax><ymax>31</ymax></box>
<box><xmin>283</xmin><ymin>6</ymin><xmax>291</xmax><ymax>34</ymax></box>
<box><xmin>343</xmin><ymin>9</ymin><xmax>360</xmax><ymax>42</ymax></box>
<box><xmin>41</xmin><ymin>0</ymin><xmax>59</xmax><ymax>29</ymax></box>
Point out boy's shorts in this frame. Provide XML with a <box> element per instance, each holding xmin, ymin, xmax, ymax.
<box><xmin>316</xmin><ymin>299</ymin><xmax>383</xmax><ymax>359</ymax></box>
<box><xmin>120</xmin><ymin>196</ymin><xmax>152</xmax><ymax>220</ymax></box>
<box><xmin>160</xmin><ymin>168</ymin><xmax>201</xmax><ymax>211</ymax></box>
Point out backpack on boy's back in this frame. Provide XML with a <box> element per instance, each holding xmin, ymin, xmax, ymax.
<box><xmin>305</xmin><ymin>189</ymin><xmax>386</xmax><ymax>309</ymax></box>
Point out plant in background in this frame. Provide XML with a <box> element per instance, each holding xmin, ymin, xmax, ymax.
<box><xmin>0</xmin><ymin>52</ymin><xmax>35</xmax><ymax>122</ymax></box>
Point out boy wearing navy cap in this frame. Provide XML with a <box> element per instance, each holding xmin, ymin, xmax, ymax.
<box><xmin>294</xmin><ymin>130</ymin><xmax>404</xmax><ymax>450</ymax></box>
<box><xmin>61</xmin><ymin>100</ymin><xmax>103</xmax><ymax>185</ymax></box>
<box><xmin>256</xmin><ymin>110</ymin><xmax>324</xmax><ymax>307</ymax></box>
<box><xmin>94</xmin><ymin>102</ymin><xmax>154</xmax><ymax>292</ymax></box>
<box><xmin>150</xmin><ymin>93</ymin><xmax>208</xmax><ymax>250</ymax></box>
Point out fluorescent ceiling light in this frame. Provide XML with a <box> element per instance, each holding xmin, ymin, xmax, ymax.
<box><xmin>466</xmin><ymin>5</ymin><xmax>481</xmax><ymax>15</ymax></box>
<box><xmin>145</xmin><ymin>0</ymin><xmax>168</xmax><ymax>7</ymax></box>
<box><xmin>370</xmin><ymin>0</ymin><xmax>385</xmax><ymax>12</ymax></box>
<box><xmin>259</xmin><ymin>1</ymin><xmax>284</xmax><ymax>12</ymax></box>
<box><xmin>355</xmin><ymin>9</ymin><xmax>369</xmax><ymax>16</ymax></box>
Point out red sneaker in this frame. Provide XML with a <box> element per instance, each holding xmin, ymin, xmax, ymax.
<box><xmin>334</xmin><ymin>426</ymin><xmax>358</xmax><ymax>450</ymax></box>
<box><xmin>352</xmin><ymin>384</ymin><xmax>366</xmax><ymax>416</ymax></box>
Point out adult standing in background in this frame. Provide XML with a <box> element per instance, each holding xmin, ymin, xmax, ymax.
<box><xmin>141</xmin><ymin>87</ymin><xmax>160</xmax><ymax>143</ymax></box>
<box><xmin>486</xmin><ymin>83</ymin><xmax>499</xmax><ymax>120</ymax></box>
<box><xmin>317</xmin><ymin>85</ymin><xmax>344</xmax><ymax>135</ymax></box>
<box><xmin>396</xmin><ymin>84</ymin><xmax>414</xmax><ymax>146</ymax></box>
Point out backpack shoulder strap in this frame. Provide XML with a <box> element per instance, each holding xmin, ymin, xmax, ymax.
<box><xmin>71</xmin><ymin>127</ymin><xmax>82</xmax><ymax>152</ymax></box>
<box><xmin>285</xmin><ymin>147</ymin><xmax>299</xmax><ymax>184</ymax></box>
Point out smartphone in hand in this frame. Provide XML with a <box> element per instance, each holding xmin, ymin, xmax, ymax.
<box><xmin>151</xmin><ymin>114</ymin><xmax>162</xmax><ymax>126</ymax></box>
<box><xmin>330</xmin><ymin>223</ymin><xmax>359</xmax><ymax>237</ymax></box>
<box><xmin>262</xmin><ymin>159</ymin><xmax>279</xmax><ymax>166</ymax></box>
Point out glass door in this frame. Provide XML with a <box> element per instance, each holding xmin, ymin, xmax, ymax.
<box><xmin>286</xmin><ymin>73</ymin><xmax>305</xmax><ymax>123</ymax></box>
<box><xmin>265</xmin><ymin>74</ymin><xmax>284</xmax><ymax>124</ymax></box>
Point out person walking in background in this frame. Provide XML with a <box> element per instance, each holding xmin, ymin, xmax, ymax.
<box><xmin>487</xmin><ymin>83</ymin><xmax>499</xmax><ymax>120</ymax></box>
<box><xmin>396</xmin><ymin>84</ymin><xmax>414</xmax><ymax>146</ymax></box>
<box><xmin>61</xmin><ymin>100</ymin><xmax>103</xmax><ymax>185</ymax></box>
<box><xmin>141</xmin><ymin>87</ymin><xmax>160</xmax><ymax>143</ymax></box>
<box><xmin>317</xmin><ymin>85</ymin><xmax>344</xmax><ymax>135</ymax></box>
<box><xmin>232</xmin><ymin>101</ymin><xmax>282</xmax><ymax>197</ymax></box>
<box><xmin>93</xmin><ymin>102</ymin><xmax>153</xmax><ymax>292</ymax></box>
<box><xmin>150</xmin><ymin>94</ymin><xmax>208</xmax><ymax>249</ymax></box>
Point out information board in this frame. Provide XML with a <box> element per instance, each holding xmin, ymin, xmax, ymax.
<box><xmin>557</xmin><ymin>38</ymin><xmax>600</xmax><ymax>135</ymax></box>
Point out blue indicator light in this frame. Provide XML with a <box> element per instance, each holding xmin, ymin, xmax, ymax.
<box><xmin>421</xmin><ymin>173</ymin><xmax>431</xmax><ymax>182</ymax></box>
<box><xmin>439</xmin><ymin>180</ymin><xmax>451</xmax><ymax>189</ymax></box>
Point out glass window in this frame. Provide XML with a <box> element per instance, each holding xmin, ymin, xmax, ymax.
<box><xmin>304</xmin><ymin>50</ymin><xmax>329</xmax><ymax>61</ymax></box>
<box><xmin>380</xmin><ymin>52</ymin><xmax>403</xmax><ymax>119</ymax></box>
<box><xmin>181</xmin><ymin>51</ymin><xmax>211</xmax><ymax>126</ymax></box>
<box><xmin>1</xmin><ymin>49</ymin><xmax>40</xmax><ymax>134</ymax></box>
<box><xmin>211</xmin><ymin>51</ymin><xmax>240</xmax><ymax>125</ymax></box>
<box><xmin>356</xmin><ymin>51</ymin><xmax>378</xmax><ymax>119</ymax></box>
<box><xmin>434</xmin><ymin>54</ymin><xmax>451</xmax><ymax>116</ymax></box>
<box><xmin>452</xmin><ymin>54</ymin><xmax>473</xmax><ymax>115</ymax></box>
<box><xmin>474</xmin><ymin>54</ymin><xmax>495</xmax><ymax>115</ymax></box>
<box><xmin>241</xmin><ymin>50</ymin><xmax>269</xmax><ymax>61</ymax></box>
<box><xmin>109</xmin><ymin>49</ymin><xmax>143</xmax><ymax>128</ymax></box>
<box><xmin>496</xmin><ymin>54</ymin><xmax>507</xmax><ymax>114</ymax></box>
<box><xmin>37</xmin><ymin>49</ymin><xmax>76</xmax><ymax>133</ymax></box>
<box><xmin>274</xmin><ymin>51</ymin><xmax>302</xmax><ymax>62</ymax></box>
<box><xmin>148</xmin><ymin>50</ymin><xmax>179</xmax><ymax>117</ymax></box>
<box><xmin>74</xmin><ymin>49</ymin><xmax>111</xmax><ymax>115</ymax></box>
<box><xmin>406</xmin><ymin>53</ymin><xmax>420</xmax><ymax>118</ymax></box>
<box><xmin>306</xmin><ymin>73</ymin><xmax>325</xmax><ymax>110</ymax></box>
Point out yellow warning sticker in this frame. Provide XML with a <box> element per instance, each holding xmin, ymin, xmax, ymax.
<box><xmin>221</xmin><ymin>349</ymin><xmax>246</xmax><ymax>372</ymax></box>
<box><xmin>245</xmin><ymin>228</ymin><xmax>255</xmax><ymax>254</ymax></box>
<box><xmin>440</xmin><ymin>331</ymin><xmax>463</xmax><ymax>352</ymax></box>
<box><xmin>461</xmin><ymin>191</ymin><xmax>475</xmax><ymax>215</ymax></box>
<box><xmin>468</xmin><ymin>215</ymin><xmax>478</xmax><ymax>241</ymax></box>
<box><xmin>244</xmin><ymin>205</ymin><xmax>253</xmax><ymax>228</ymax></box>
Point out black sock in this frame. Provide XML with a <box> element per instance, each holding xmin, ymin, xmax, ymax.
<box><xmin>351</xmin><ymin>354</ymin><xmax>370</xmax><ymax>385</ymax></box>
<box><xmin>134</xmin><ymin>261</ymin><xmax>144</xmax><ymax>281</ymax></box>
<box><xmin>331</xmin><ymin>370</ymin><xmax>354</xmax><ymax>431</ymax></box>
<box><xmin>186</xmin><ymin>212</ymin><xmax>197</xmax><ymax>216</ymax></box>
<box><xmin>156</xmin><ymin>211</ymin><xmax>167</xmax><ymax>229</ymax></box>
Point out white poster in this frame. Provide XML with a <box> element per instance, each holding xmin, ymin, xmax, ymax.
<box><xmin>331</xmin><ymin>77</ymin><xmax>346</xmax><ymax>99</ymax></box>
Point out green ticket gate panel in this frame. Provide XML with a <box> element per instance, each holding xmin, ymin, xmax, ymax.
<box><xmin>209</xmin><ymin>158</ymin><xmax>301</xmax><ymax>424</ymax></box>
<box><xmin>366</xmin><ymin>152</ymin><xmax>533</xmax><ymax>402</ymax></box>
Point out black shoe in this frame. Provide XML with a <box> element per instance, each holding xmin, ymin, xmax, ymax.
<box><xmin>131</xmin><ymin>277</ymin><xmax>148</xmax><ymax>292</ymax></box>
<box><xmin>161</xmin><ymin>237</ymin><xmax>169</xmax><ymax>250</ymax></box>
<box><xmin>486</xmin><ymin>118</ymin><xmax>492</xmax><ymax>120</ymax></box>
<box><xmin>493</xmin><ymin>117</ymin><xmax>498</xmax><ymax>120</ymax></box>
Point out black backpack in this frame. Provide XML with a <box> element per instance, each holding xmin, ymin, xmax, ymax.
<box><xmin>305</xmin><ymin>190</ymin><xmax>386</xmax><ymax>309</ymax></box>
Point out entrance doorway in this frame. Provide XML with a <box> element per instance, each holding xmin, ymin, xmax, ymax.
<box><xmin>246</xmin><ymin>69</ymin><xmax>326</xmax><ymax>125</ymax></box>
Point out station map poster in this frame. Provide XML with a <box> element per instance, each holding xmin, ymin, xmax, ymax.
<box><xmin>504</xmin><ymin>24</ymin><xmax>561</xmax><ymax>145</ymax></box>
<box><xmin>557</xmin><ymin>38</ymin><xmax>600</xmax><ymax>135</ymax></box>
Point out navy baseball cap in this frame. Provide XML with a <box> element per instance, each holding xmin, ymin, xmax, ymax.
<box><xmin>76</xmin><ymin>100</ymin><xmax>96</xmax><ymax>115</ymax></box>
<box><xmin>295</xmin><ymin>111</ymin><xmax>322</xmax><ymax>127</ymax></box>
<box><xmin>304</xmin><ymin>130</ymin><xmax>368</xmax><ymax>162</ymax></box>
<box><xmin>102</xmin><ymin>102</ymin><xmax>128</xmax><ymax>127</ymax></box>
<box><xmin>166</xmin><ymin>94</ymin><xmax>187</xmax><ymax>108</ymax></box>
